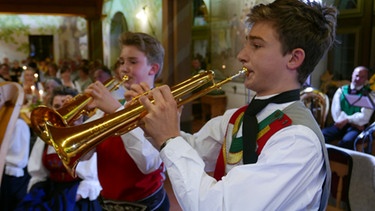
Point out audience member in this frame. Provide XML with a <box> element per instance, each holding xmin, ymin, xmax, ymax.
<box><xmin>42</xmin><ymin>78</ymin><xmax>62</xmax><ymax>106</ymax></box>
<box><xmin>38</xmin><ymin>59</ymin><xmax>49</xmax><ymax>75</ymax></box>
<box><xmin>68</xmin><ymin>58</ymin><xmax>79</xmax><ymax>82</ymax></box>
<box><xmin>2</xmin><ymin>57</ymin><xmax>10</xmax><ymax>66</ymax></box>
<box><xmin>322</xmin><ymin>66</ymin><xmax>374</xmax><ymax>149</ymax></box>
<box><xmin>0</xmin><ymin>63</ymin><xmax>11</xmax><ymax>82</ymax></box>
<box><xmin>84</xmin><ymin>31</ymin><xmax>169</xmax><ymax>210</ymax></box>
<box><xmin>16</xmin><ymin>86</ymin><xmax>102</xmax><ymax>210</ymax></box>
<box><xmin>27</xmin><ymin>61</ymin><xmax>44</xmax><ymax>83</ymax></box>
<box><xmin>135</xmin><ymin>0</ymin><xmax>337</xmax><ymax>210</ymax></box>
<box><xmin>45</xmin><ymin>62</ymin><xmax>59</xmax><ymax>80</ymax></box>
<box><xmin>59</xmin><ymin>59</ymin><xmax>78</xmax><ymax>82</ymax></box>
<box><xmin>75</xmin><ymin>64</ymin><xmax>92</xmax><ymax>93</ymax></box>
<box><xmin>191</xmin><ymin>54</ymin><xmax>206</xmax><ymax>75</ymax></box>
<box><xmin>93</xmin><ymin>65</ymin><xmax>112</xmax><ymax>84</ymax></box>
<box><xmin>21</xmin><ymin>67</ymin><xmax>44</xmax><ymax>106</ymax></box>
<box><xmin>10</xmin><ymin>60</ymin><xmax>23</xmax><ymax>82</ymax></box>
<box><xmin>59</xmin><ymin>64</ymin><xmax>78</xmax><ymax>90</ymax></box>
<box><xmin>88</xmin><ymin>59</ymin><xmax>103</xmax><ymax>82</ymax></box>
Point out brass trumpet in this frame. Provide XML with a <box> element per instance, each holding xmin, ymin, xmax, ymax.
<box><xmin>30</xmin><ymin>75</ymin><xmax>129</xmax><ymax>144</ymax></box>
<box><xmin>41</xmin><ymin>69</ymin><xmax>247</xmax><ymax>177</ymax></box>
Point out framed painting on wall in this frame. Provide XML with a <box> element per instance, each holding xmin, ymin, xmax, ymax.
<box><xmin>327</xmin><ymin>26</ymin><xmax>361</xmax><ymax>80</ymax></box>
<box><xmin>334</xmin><ymin>0</ymin><xmax>363</xmax><ymax>17</ymax></box>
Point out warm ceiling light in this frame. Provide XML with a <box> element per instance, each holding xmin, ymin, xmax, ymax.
<box><xmin>136</xmin><ymin>6</ymin><xmax>147</xmax><ymax>22</ymax></box>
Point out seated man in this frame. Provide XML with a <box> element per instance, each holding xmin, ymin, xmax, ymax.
<box><xmin>322</xmin><ymin>66</ymin><xmax>374</xmax><ymax>149</ymax></box>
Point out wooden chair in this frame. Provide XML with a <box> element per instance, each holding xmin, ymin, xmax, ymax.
<box><xmin>354</xmin><ymin>121</ymin><xmax>375</xmax><ymax>155</ymax></box>
<box><xmin>300</xmin><ymin>87</ymin><xmax>330</xmax><ymax>128</ymax></box>
<box><xmin>327</xmin><ymin>147</ymin><xmax>352</xmax><ymax>211</ymax></box>
<box><xmin>0</xmin><ymin>82</ymin><xmax>24</xmax><ymax>186</ymax></box>
<box><xmin>319</xmin><ymin>70</ymin><xmax>350</xmax><ymax>94</ymax></box>
<box><xmin>201</xmin><ymin>94</ymin><xmax>227</xmax><ymax>120</ymax></box>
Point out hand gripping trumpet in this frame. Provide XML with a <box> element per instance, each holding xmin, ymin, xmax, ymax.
<box><xmin>37</xmin><ymin>68</ymin><xmax>248</xmax><ymax>177</ymax></box>
<box><xmin>30</xmin><ymin>75</ymin><xmax>129</xmax><ymax>144</ymax></box>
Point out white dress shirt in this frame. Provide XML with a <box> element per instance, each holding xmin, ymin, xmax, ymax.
<box><xmin>160</xmin><ymin>102</ymin><xmax>326</xmax><ymax>210</ymax></box>
<box><xmin>86</xmin><ymin>106</ymin><xmax>162</xmax><ymax>174</ymax></box>
<box><xmin>27</xmin><ymin>138</ymin><xmax>102</xmax><ymax>200</ymax></box>
<box><xmin>5</xmin><ymin>118</ymin><xmax>30</xmax><ymax>177</ymax></box>
<box><xmin>331</xmin><ymin>85</ymin><xmax>373</xmax><ymax>126</ymax></box>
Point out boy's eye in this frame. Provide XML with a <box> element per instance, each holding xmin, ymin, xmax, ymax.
<box><xmin>253</xmin><ymin>44</ymin><xmax>261</xmax><ymax>49</ymax></box>
<box><xmin>118</xmin><ymin>59</ymin><xmax>125</xmax><ymax>65</ymax></box>
<box><xmin>118</xmin><ymin>58</ymin><xmax>138</xmax><ymax>65</ymax></box>
<box><xmin>248</xmin><ymin>40</ymin><xmax>262</xmax><ymax>49</ymax></box>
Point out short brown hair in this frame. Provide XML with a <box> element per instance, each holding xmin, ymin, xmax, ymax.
<box><xmin>119</xmin><ymin>32</ymin><xmax>165</xmax><ymax>79</ymax></box>
<box><xmin>247</xmin><ymin>0</ymin><xmax>338</xmax><ymax>85</ymax></box>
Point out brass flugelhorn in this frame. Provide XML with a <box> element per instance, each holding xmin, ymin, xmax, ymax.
<box><xmin>30</xmin><ymin>75</ymin><xmax>129</xmax><ymax>144</ymax></box>
<box><xmin>42</xmin><ymin>68</ymin><xmax>247</xmax><ymax>177</ymax></box>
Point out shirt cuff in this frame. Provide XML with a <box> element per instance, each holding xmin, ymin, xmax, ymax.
<box><xmin>160</xmin><ymin>137</ymin><xmax>195</xmax><ymax>166</ymax></box>
<box><xmin>5</xmin><ymin>165</ymin><xmax>24</xmax><ymax>177</ymax></box>
<box><xmin>77</xmin><ymin>180</ymin><xmax>102</xmax><ymax>201</ymax></box>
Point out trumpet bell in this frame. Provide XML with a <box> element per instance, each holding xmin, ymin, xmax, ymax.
<box><xmin>35</xmin><ymin>69</ymin><xmax>248</xmax><ymax>177</ymax></box>
<box><xmin>30</xmin><ymin>75</ymin><xmax>129</xmax><ymax>145</ymax></box>
<box><xmin>30</xmin><ymin>105</ymin><xmax>67</xmax><ymax>144</ymax></box>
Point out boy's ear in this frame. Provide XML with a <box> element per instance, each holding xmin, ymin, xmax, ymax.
<box><xmin>287</xmin><ymin>48</ymin><xmax>305</xmax><ymax>69</ymax></box>
<box><xmin>148</xmin><ymin>63</ymin><xmax>160</xmax><ymax>76</ymax></box>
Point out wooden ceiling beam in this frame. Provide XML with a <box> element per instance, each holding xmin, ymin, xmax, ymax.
<box><xmin>0</xmin><ymin>0</ymin><xmax>103</xmax><ymax>18</ymax></box>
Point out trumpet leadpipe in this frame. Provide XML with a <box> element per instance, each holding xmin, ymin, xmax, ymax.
<box><xmin>42</xmin><ymin>69</ymin><xmax>247</xmax><ymax>177</ymax></box>
<box><xmin>30</xmin><ymin>75</ymin><xmax>129</xmax><ymax>144</ymax></box>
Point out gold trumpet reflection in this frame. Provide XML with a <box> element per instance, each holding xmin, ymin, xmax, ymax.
<box><xmin>30</xmin><ymin>75</ymin><xmax>129</xmax><ymax>145</ymax></box>
<box><xmin>32</xmin><ymin>68</ymin><xmax>248</xmax><ymax>177</ymax></box>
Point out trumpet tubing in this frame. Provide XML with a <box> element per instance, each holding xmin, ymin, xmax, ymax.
<box><xmin>30</xmin><ymin>75</ymin><xmax>128</xmax><ymax>144</ymax></box>
<box><xmin>42</xmin><ymin>69</ymin><xmax>247</xmax><ymax>177</ymax></box>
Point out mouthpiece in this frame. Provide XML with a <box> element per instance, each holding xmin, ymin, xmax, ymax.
<box><xmin>240</xmin><ymin>67</ymin><xmax>248</xmax><ymax>74</ymax></box>
<box><xmin>227</xmin><ymin>67</ymin><xmax>248</xmax><ymax>80</ymax></box>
